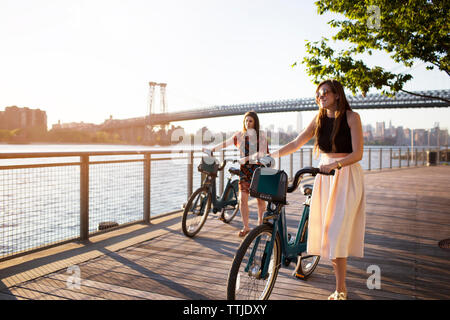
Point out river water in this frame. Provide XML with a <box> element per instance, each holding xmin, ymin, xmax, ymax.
<box><xmin>0</xmin><ymin>143</ymin><xmax>435</xmax><ymax>257</ymax></box>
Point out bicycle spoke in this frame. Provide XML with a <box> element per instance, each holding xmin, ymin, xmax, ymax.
<box><xmin>228</xmin><ymin>225</ymin><xmax>280</xmax><ymax>300</ymax></box>
<box><xmin>182</xmin><ymin>188</ymin><xmax>210</xmax><ymax>237</ymax></box>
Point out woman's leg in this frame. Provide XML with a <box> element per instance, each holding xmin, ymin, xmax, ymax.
<box><xmin>331</xmin><ymin>258</ymin><xmax>347</xmax><ymax>294</ymax></box>
<box><xmin>256</xmin><ymin>199</ymin><xmax>266</xmax><ymax>225</ymax></box>
<box><xmin>239</xmin><ymin>191</ymin><xmax>250</xmax><ymax>232</ymax></box>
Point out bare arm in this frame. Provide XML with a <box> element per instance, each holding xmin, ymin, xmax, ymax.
<box><xmin>205</xmin><ymin>132</ymin><xmax>239</xmax><ymax>153</ymax></box>
<box><xmin>269</xmin><ymin>114</ymin><xmax>317</xmax><ymax>159</ymax></box>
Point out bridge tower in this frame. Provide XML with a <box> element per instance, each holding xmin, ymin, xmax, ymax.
<box><xmin>147</xmin><ymin>82</ymin><xmax>169</xmax><ymax>144</ymax></box>
<box><xmin>148</xmin><ymin>82</ymin><xmax>168</xmax><ymax>115</ymax></box>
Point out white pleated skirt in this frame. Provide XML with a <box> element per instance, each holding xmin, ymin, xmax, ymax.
<box><xmin>307</xmin><ymin>155</ymin><xmax>366</xmax><ymax>260</ymax></box>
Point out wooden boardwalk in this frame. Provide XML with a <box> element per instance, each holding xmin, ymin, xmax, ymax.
<box><xmin>1</xmin><ymin>166</ymin><xmax>450</xmax><ymax>300</ymax></box>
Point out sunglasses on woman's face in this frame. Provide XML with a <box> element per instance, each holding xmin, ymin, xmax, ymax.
<box><xmin>316</xmin><ymin>88</ymin><xmax>330</xmax><ymax>99</ymax></box>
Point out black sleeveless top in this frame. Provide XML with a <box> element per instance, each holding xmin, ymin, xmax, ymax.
<box><xmin>317</xmin><ymin>112</ymin><xmax>353</xmax><ymax>153</ymax></box>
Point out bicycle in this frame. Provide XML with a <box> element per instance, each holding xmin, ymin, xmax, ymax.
<box><xmin>226</xmin><ymin>166</ymin><xmax>335</xmax><ymax>300</ymax></box>
<box><xmin>181</xmin><ymin>152</ymin><xmax>241</xmax><ymax>237</ymax></box>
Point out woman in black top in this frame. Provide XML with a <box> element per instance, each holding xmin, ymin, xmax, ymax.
<box><xmin>270</xmin><ymin>79</ymin><xmax>366</xmax><ymax>300</ymax></box>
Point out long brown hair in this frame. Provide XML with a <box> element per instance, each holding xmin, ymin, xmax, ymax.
<box><xmin>313</xmin><ymin>79</ymin><xmax>351</xmax><ymax>156</ymax></box>
<box><xmin>242</xmin><ymin>110</ymin><xmax>261</xmax><ymax>151</ymax></box>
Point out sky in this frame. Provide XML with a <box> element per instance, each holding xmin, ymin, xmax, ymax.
<box><xmin>0</xmin><ymin>0</ymin><xmax>449</xmax><ymax>134</ymax></box>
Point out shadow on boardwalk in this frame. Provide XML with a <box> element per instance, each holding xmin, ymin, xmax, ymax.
<box><xmin>1</xmin><ymin>166</ymin><xmax>449</xmax><ymax>300</ymax></box>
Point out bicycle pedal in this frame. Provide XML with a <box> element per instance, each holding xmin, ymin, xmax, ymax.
<box><xmin>293</xmin><ymin>272</ymin><xmax>305</xmax><ymax>280</ymax></box>
<box><xmin>292</xmin><ymin>256</ymin><xmax>306</xmax><ymax>280</ymax></box>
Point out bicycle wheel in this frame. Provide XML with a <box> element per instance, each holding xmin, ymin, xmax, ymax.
<box><xmin>181</xmin><ymin>187</ymin><xmax>211</xmax><ymax>237</ymax></box>
<box><xmin>294</xmin><ymin>254</ymin><xmax>320</xmax><ymax>280</ymax></box>
<box><xmin>227</xmin><ymin>224</ymin><xmax>281</xmax><ymax>300</ymax></box>
<box><xmin>293</xmin><ymin>218</ymin><xmax>320</xmax><ymax>279</ymax></box>
<box><xmin>220</xmin><ymin>185</ymin><xmax>240</xmax><ymax>223</ymax></box>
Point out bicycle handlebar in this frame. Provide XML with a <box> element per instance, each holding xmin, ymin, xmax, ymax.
<box><xmin>218</xmin><ymin>159</ymin><xmax>238</xmax><ymax>171</ymax></box>
<box><xmin>287</xmin><ymin>167</ymin><xmax>335</xmax><ymax>193</ymax></box>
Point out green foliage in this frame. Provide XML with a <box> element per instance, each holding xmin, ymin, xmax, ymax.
<box><xmin>299</xmin><ymin>0</ymin><xmax>449</xmax><ymax>99</ymax></box>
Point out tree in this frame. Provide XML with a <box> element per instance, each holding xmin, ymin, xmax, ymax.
<box><xmin>297</xmin><ymin>0</ymin><xmax>449</xmax><ymax>103</ymax></box>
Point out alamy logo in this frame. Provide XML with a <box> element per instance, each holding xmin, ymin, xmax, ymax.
<box><xmin>367</xmin><ymin>5</ymin><xmax>381</xmax><ymax>30</ymax></box>
<box><xmin>366</xmin><ymin>265</ymin><xmax>381</xmax><ymax>289</ymax></box>
<box><xmin>66</xmin><ymin>265</ymin><xmax>81</xmax><ymax>290</ymax></box>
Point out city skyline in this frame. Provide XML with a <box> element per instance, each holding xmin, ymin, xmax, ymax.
<box><xmin>0</xmin><ymin>1</ymin><xmax>449</xmax><ymax>134</ymax></box>
<box><xmin>1</xmin><ymin>103</ymin><xmax>448</xmax><ymax>136</ymax></box>
<box><xmin>2</xmin><ymin>104</ymin><xmax>448</xmax><ymax>147</ymax></box>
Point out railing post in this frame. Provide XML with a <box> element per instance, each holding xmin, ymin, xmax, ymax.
<box><xmin>220</xmin><ymin>149</ymin><xmax>225</xmax><ymax>195</ymax></box>
<box><xmin>300</xmin><ymin>148</ymin><xmax>304</xmax><ymax>169</ymax></box>
<box><xmin>368</xmin><ymin>148</ymin><xmax>371</xmax><ymax>171</ymax></box>
<box><xmin>407</xmin><ymin>147</ymin><xmax>410</xmax><ymax>167</ymax></box>
<box><xmin>446</xmin><ymin>144</ymin><xmax>449</xmax><ymax>163</ymax></box>
<box><xmin>188</xmin><ymin>150</ymin><xmax>194</xmax><ymax>200</ymax></box>
<box><xmin>80</xmin><ymin>155</ymin><xmax>89</xmax><ymax>241</ymax></box>
<box><xmin>415</xmin><ymin>149</ymin><xmax>418</xmax><ymax>167</ymax></box>
<box><xmin>143</xmin><ymin>153</ymin><xmax>151</xmax><ymax>223</ymax></box>
<box><xmin>399</xmin><ymin>148</ymin><xmax>402</xmax><ymax>168</ymax></box>
<box><xmin>289</xmin><ymin>153</ymin><xmax>293</xmax><ymax>180</ymax></box>
<box><xmin>309</xmin><ymin>148</ymin><xmax>313</xmax><ymax>166</ymax></box>
<box><xmin>390</xmin><ymin>148</ymin><xmax>392</xmax><ymax>169</ymax></box>
<box><xmin>437</xmin><ymin>147</ymin><xmax>440</xmax><ymax>165</ymax></box>
<box><xmin>379</xmin><ymin>148</ymin><xmax>382</xmax><ymax>170</ymax></box>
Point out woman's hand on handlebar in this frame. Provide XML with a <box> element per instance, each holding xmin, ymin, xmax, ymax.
<box><xmin>202</xmin><ymin>148</ymin><xmax>213</xmax><ymax>156</ymax></box>
<box><xmin>319</xmin><ymin>162</ymin><xmax>337</xmax><ymax>174</ymax></box>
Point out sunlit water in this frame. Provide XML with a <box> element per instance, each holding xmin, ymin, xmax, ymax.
<box><xmin>0</xmin><ymin>143</ymin><xmax>435</xmax><ymax>256</ymax></box>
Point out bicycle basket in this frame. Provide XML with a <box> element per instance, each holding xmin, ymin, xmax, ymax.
<box><xmin>198</xmin><ymin>156</ymin><xmax>219</xmax><ymax>176</ymax></box>
<box><xmin>249</xmin><ymin>167</ymin><xmax>288</xmax><ymax>204</ymax></box>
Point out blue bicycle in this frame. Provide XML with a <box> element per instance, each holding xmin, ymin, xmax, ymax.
<box><xmin>182</xmin><ymin>153</ymin><xmax>240</xmax><ymax>237</ymax></box>
<box><xmin>227</xmin><ymin>166</ymin><xmax>334</xmax><ymax>300</ymax></box>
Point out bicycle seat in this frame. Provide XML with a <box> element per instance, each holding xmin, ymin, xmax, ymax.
<box><xmin>301</xmin><ymin>184</ymin><xmax>313</xmax><ymax>196</ymax></box>
<box><xmin>228</xmin><ymin>167</ymin><xmax>240</xmax><ymax>176</ymax></box>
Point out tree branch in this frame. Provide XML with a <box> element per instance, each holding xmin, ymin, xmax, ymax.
<box><xmin>399</xmin><ymin>89</ymin><xmax>450</xmax><ymax>104</ymax></box>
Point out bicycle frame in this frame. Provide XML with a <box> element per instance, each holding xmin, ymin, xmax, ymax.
<box><xmin>203</xmin><ymin>173</ymin><xmax>239</xmax><ymax>212</ymax></box>
<box><xmin>245</xmin><ymin>197</ymin><xmax>311</xmax><ymax>279</ymax></box>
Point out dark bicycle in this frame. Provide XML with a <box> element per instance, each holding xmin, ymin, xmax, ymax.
<box><xmin>181</xmin><ymin>153</ymin><xmax>240</xmax><ymax>237</ymax></box>
<box><xmin>227</xmin><ymin>166</ymin><xmax>334</xmax><ymax>300</ymax></box>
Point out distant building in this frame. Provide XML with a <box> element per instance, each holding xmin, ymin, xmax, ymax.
<box><xmin>429</xmin><ymin>127</ymin><xmax>449</xmax><ymax>146</ymax></box>
<box><xmin>403</xmin><ymin>128</ymin><xmax>411</xmax><ymax>144</ymax></box>
<box><xmin>440</xmin><ymin>129</ymin><xmax>449</xmax><ymax>146</ymax></box>
<box><xmin>363</xmin><ymin>124</ymin><xmax>373</xmax><ymax>135</ymax></box>
<box><xmin>0</xmin><ymin>106</ymin><xmax>47</xmax><ymax>133</ymax></box>
<box><xmin>376</xmin><ymin>121</ymin><xmax>385</xmax><ymax>138</ymax></box>
<box><xmin>395</xmin><ymin>126</ymin><xmax>404</xmax><ymax>145</ymax></box>
<box><xmin>52</xmin><ymin>120</ymin><xmax>98</xmax><ymax>132</ymax></box>
<box><xmin>363</xmin><ymin>130</ymin><xmax>373</xmax><ymax>142</ymax></box>
<box><xmin>414</xmin><ymin>129</ymin><xmax>427</xmax><ymax>146</ymax></box>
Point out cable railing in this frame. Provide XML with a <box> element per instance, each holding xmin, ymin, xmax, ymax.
<box><xmin>0</xmin><ymin>146</ymin><xmax>447</xmax><ymax>261</ymax></box>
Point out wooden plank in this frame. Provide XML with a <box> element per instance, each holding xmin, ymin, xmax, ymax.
<box><xmin>1</xmin><ymin>166</ymin><xmax>449</xmax><ymax>300</ymax></box>
<box><xmin>15</xmin><ymin>278</ymin><xmax>105</xmax><ymax>300</ymax></box>
<box><xmin>6</xmin><ymin>286</ymin><xmax>68</xmax><ymax>300</ymax></box>
<box><xmin>48</xmin><ymin>273</ymin><xmax>182</xmax><ymax>300</ymax></box>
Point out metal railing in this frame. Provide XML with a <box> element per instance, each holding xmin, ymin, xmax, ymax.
<box><xmin>0</xmin><ymin>146</ymin><xmax>446</xmax><ymax>260</ymax></box>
